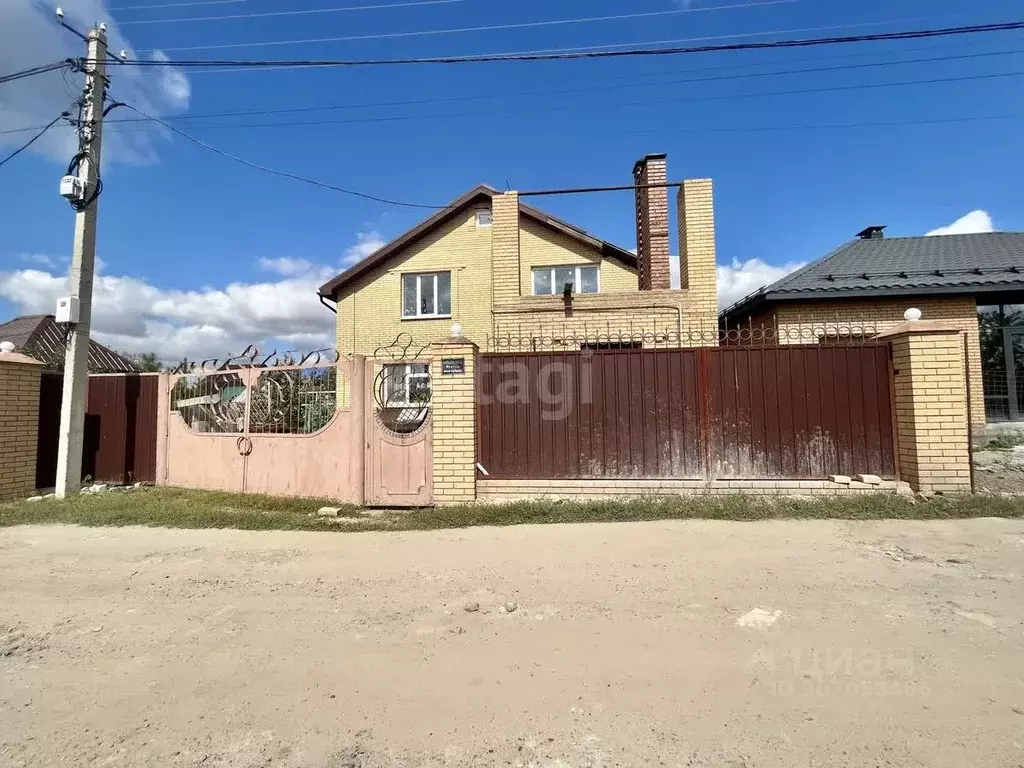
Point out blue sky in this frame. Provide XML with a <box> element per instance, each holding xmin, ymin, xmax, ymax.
<box><xmin>1</xmin><ymin>0</ymin><xmax>1022</xmax><ymax>359</ymax></box>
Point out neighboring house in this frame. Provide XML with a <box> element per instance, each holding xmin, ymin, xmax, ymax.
<box><xmin>318</xmin><ymin>154</ymin><xmax>719</xmax><ymax>368</ymax></box>
<box><xmin>719</xmin><ymin>227</ymin><xmax>1024</xmax><ymax>425</ymax></box>
<box><xmin>0</xmin><ymin>314</ymin><xmax>139</xmax><ymax>373</ymax></box>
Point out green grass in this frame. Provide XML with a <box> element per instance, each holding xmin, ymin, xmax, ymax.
<box><xmin>1</xmin><ymin>487</ymin><xmax>1023</xmax><ymax>534</ymax></box>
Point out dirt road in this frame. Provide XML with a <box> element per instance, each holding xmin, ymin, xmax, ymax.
<box><xmin>1</xmin><ymin>519</ymin><xmax>1022</xmax><ymax>767</ymax></box>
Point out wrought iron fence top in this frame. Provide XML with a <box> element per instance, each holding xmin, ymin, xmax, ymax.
<box><xmin>485</xmin><ymin>320</ymin><xmax>886</xmax><ymax>351</ymax></box>
<box><xmin>169</xmin><ymin>346</ymin><xmax>347</xmax><ymax>375</ymax></box>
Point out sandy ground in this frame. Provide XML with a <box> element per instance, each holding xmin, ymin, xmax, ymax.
<box><xmin>1</xmin><ymin>520</ymin><xmax>1023</xmax><ymax>768</ymax></box>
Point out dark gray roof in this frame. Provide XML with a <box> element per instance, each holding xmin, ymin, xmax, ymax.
<box><xmin>722</xmin><ymin>232</ymin><xmax>1024</xmax><ymax>320</ymax></box>
<box><xmin>0</xmin><ymin>314</ymin><xmax>139</xmax><ymax>372</ymax></box>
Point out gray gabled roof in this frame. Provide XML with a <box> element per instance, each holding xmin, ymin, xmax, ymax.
<box><xmin>0</xmin><ymin>314</ymin><xmax>139</xmax><ymax>372</ymax></box>
<box><xmin>721</xmin><ymin>231</ymin><xmax>1024</xmax><ymax>320</ymax></box>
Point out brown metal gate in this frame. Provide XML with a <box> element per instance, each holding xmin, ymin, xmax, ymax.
<box><xmin>477</xmin><ymin>345</ymin><xmax>895</xmax><ymax>481</ymax></box>
<box><xmin>35</xmin><ymin>373</ymin><xmax>160</xmax><ymax>488</ymax></box>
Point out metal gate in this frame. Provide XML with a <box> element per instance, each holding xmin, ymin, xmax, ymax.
<box><xmin>35</xmin><ymin>372</ymin><xmax>159</xmax><ymax>488</ymax></box>
<box><xmin>157</xmin><ymin>353</ymin><xmax>433</xmax><ymax>505</ymax></box>
<box><xmin>477</xmin><ymin>344</ymin><xmax>896</xmax><ymax>481</ymax></box>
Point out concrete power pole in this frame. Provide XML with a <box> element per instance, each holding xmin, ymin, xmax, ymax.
<box><xmin>55</xmin><ymin>25</ymin><xmax>108</xmax><ymax>498</ymax></box>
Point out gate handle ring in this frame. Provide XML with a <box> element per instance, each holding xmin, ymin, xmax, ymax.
<box><xmin>236</xmin><ymin>436</ymin><xmax>253</xmax><ymax>456</ymax></box>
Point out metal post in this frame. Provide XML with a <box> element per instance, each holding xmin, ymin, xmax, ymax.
<box><xmin>55</xmin><ymin>26</ymin><xmax>107</xmax><ymax>498</ymax></box>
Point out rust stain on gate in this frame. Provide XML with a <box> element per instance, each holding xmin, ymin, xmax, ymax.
<box><xmin>477</xmin><ymin>345</ymin><xmax>895</xmax><ymax>480</ymax></box>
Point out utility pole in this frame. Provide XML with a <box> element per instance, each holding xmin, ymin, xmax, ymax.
<box><xmin>55</xmin><ymin>24</ymin><xmax>107</xmax><ymax>498</ymax></box>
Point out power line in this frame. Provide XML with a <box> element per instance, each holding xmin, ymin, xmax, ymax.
<box><xmin>178</xmin><ymin>17</ymin><xmax>941</xmax><ymax>76</ymax></box>
<box><xmin>144</xmin><ymin>0</ymin><xmax>799</xmax><ymax>52</ymax></box>
<box><xmin>98</xmin><ymin>69</ymin><xmax>1024</xmax><ymax>134</ymax></box>
<box><xmin>7</xmin><ymin>50</ymin><xmax>1020</xmax><ymax>139</ymax></box>
<box><xmin>105</xmin><ymin>20</ymin><xmax>1024</xmax><ymax>68</ymax></box>
<box><xmin>114</xmin><ymin>48</ymin><xmax>1024</xmax><ymax>124</ymax></box>
<box><xmin>7</xmin><ymin>47</ymin><xmax>1021</xmax><ymax>139</ymax></box>
<box><xmin>117</xmin><ymin>103</ymin><xmax>445</xmax><ymax>208</ymax></box>
<box><xmin>0</xmin><ymin>112</ymin><xmax>69</xmax><ymax>168</ymax></box>
<box><xmin>110</xmin><ymin>0</ymin><xmax>251</xmax><ymax>10</ymax></box>
<box><xmin>0</xmin><ymin>60</ymin><xmax>72</xmax><ymax>86</ymax></box>
<box><xmin>119</xmin><ymin>0</ymin><xmax>469</xmax><ymax>26</ymax></box>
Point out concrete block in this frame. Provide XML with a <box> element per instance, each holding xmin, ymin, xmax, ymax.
<box><xmin>828</xmin><ymin>475</ymin><xmax>852</xmax><ymax>485</ymax></box>
<box><xmin>855</xmin><ymin>474</ymin><xmax>883</xmax><ymax>485</ymax></box>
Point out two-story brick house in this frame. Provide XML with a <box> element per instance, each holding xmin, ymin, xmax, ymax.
<box><xmin>317</xmin><ymin>154</ymin><xmax>719</xmax><ymax>360</ymax></box>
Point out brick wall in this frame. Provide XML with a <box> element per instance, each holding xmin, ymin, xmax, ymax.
<box><xmin>430</xmin><ymin>339</ymin><xmax>477</xmax><ymax>504</ymax></box>
<box><xmin>633</xmin><ymin>154</ymin><xmax>671</xmax><ymax>290</ymax></box>
<box><xmin>677</xmin><ymin>179</ymin><xmax>718</xmax><ymax>332</ymax></box>
<box><xmin>0</xmin><ymin>353</ymin><xmax>43</xmax><ymax>501</ymax></box>
<box><xmin>491</xmin><ymin>192</ymin><xmax>521</xmax><ymax>307</ymax></box>
<box><xmin>771</xmin><ymin>297</ymin><xmax>984</xmax><ymax>424</ymax></box>
<box><xmin>879</xmin><ymin>323</ymin><xmax>972</xmax><ymax>493</ymax></box>
<box><xmin>336</xmin><ymin>180</ymin><xmax>720</xmax><ymax>357</ymax></box>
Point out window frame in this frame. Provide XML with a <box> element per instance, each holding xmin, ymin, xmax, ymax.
<box><xmin>475</xmin><ymin>210</ymin><xmax>493</xmax><ymax>227</ymax></box>
<box><xmin>383</xmin><ymin>363</ymin><xmax>431</xmax><ymax>408</ymax></box>
<box><xmin>531</xmin><ymin>264</ymin><xmax>600</xmax><ymax>296</ymax></box>
<box><xmin>401</xmin><ymin>271</ymin><xmax>452</xmax><ymax>319</ymax></box>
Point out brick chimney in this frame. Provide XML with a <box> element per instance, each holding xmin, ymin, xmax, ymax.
<box><xmin>677</xmin><ymin>178</ymin><xmax>718</xmax><ymax>321</ymax></box>
<box><xmin>633</xmin><ymin>154</ymin><xmax>671</xmax><ymax>291</ymax></box>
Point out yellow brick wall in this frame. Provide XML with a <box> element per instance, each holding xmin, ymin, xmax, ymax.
<box><xmin>519</xmin><ymin>217</ymin><xmax>638</xmax><ymax>295</ymax></box>
<box><xmin>335</xmin><ymin>189</ymin><xmax>719</xmax><ymax>355</ymax></box>
<box><xmin>0</xmin><ymin>356</ymin><xmax>43</xmax><ymax>501</ymax></box>
<box><xmin>491</xmin><ymin>192</ymin><xmax>520</xmax><ymax>307</ymax></box>
<box><xmin>430</xmin><ymin>341</ymin><xmax>477</xmax><ymax>504</ymax></box>
<box><xmin>771</xmin><ymin>297</ymin><xmax>984</xmax><ymax>424</ymax></box>
<box><xmin>888</xmin><ymin>330</ymin><xmax>971</xmax><ymax>493</ymax></box>
<box><xmin>677</xmin><ymin>179</ymin><xmax>718</xmax><ymax>332</ymax></box>
<box><xmin>336</xmin><ymin>208</ymin><xmax>494</xmax><ymax>356</ymax></box>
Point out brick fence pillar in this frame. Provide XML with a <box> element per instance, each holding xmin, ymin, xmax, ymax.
<box><xmin>876</xmin><ymin>321</ymin><xmax>972</xmax><ymax>494</ymax></box>
<box><xmin>0</xmin><ymin>348</ymin><xmax>44</xmax><ymax>501</ymax></box>
<box><xmin>430</xmin><ymin>335</ymin><xmax>478</xmax><ymax>505</ymax></box>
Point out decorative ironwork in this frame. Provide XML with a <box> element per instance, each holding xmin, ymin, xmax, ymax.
<box><xmin>372</xmin><ymin>333</ymin><xmax>432</xmax><ymax>434</ymax></box>
<box><xmin>486</xmin><ymin>320</ymin><xmax>886</xmax><ymax>352</ymax></box>
<box><xmin>169</xmin><ymin>345</ymin><xmax>345</xmax><ymax>435</ymax></box>
<box><xmin>169</xmin><ymin>345</ymin><xmax>343</xmax><ymax>375</ymax></box>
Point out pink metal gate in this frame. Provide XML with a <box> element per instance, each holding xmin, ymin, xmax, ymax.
<box><xmin>156</xmin><ymin>354</ymin><xmax>433</xmax><ymax>505</ymax></box>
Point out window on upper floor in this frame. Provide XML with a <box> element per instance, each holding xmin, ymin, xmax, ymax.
<box><xmin>475</xmin><ymin>210</ymin><xmax>493</xmax><ymax>227</ymax></box>
<box><xmin>402</xmin><ymin>271</ymin><xmax>452</xmax><ymax>318</ymax></box>
<box><xmin>532</xmin><ymin>265</ymin><xmax>599</xmax><ymax>296</ymax></box>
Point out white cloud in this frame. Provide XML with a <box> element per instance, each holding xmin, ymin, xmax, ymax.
<box><xmin>0</xmin><ymin>233</ymin><xmax>384</xmax><ymax>362</ymax></box>
<box><xmin>20</xmin><ymin>253</ymin><xmax>56</xmax><ymax>268</ymax></box>
<box><xmin>150</xmin><ymin>50</ymin><xmax>191</xmax><ymax>110</ymax></box>
<box><xmin>715</xmin><ymin>258</ymin><xmax>804</xmax><ymax>310</ymax></box>
<box><xmin>670</xmin><ymin>254</ymin><xmax>803</xmax><ymax>308</ymax></box>
<box><xmin>342</xmin><ymin>231</ymin><xmax>385</xmax><ymax>266</ymax></box>
<box><xmin>925</xmin><ymin>210</ymin><xmax>995</xmax><ymax>236</ymax></box>
<box><xmin>259</xmin><ymin>257</ymin><xmax>316</xmax><ymax>277</ymax></box>
<box><xmin>0</xmin><ymin>0</ymin><xmax>192</xmax><ymax>164</ymax></box>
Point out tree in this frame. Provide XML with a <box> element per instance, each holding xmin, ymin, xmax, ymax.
<box><xmin>123</xmin><ymin>352</ymin><xmax>162</xmax><ymax>372</ymax></box>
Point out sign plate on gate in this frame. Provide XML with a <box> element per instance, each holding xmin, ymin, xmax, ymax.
<box><xmin>441</xmin><ymin>357</ymin><xmax>465</xmax><ymax>375</ymax></box>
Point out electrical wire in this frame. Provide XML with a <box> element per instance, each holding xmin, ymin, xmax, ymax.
<box><xmin>117</xmin><ymin>103</ymin><xmax>446</xmax><ymax>208</ymax></box>
<box><xmin>108</xmin><ymin>48</ymin><xmax>1024</xmax><ymax>125</ymax></box>
<box><xmin>145</xmin><ymin>0</ymin><xmax>798</xmax><ymax>52</ymax></box>
<box><xmin>0</xmin><ymin>112</ymin><xmax>70</xmax><ymax>168</ymax></box>
<box><xmin>7</xmin><ymin>48</ymin><xmax>1022</xmax><ymax>138</ymax></box>
<box><xmin>119</xmin><ymin>0</ymin><xmax>468</xmax><ymax>26</ymax></box>
<box><xmin>110</xmin><ymin>0</ymin><xmax>251</xmax><ymax>10</ymax></box>
<box><xmin>178</xmin><ymin>17</ymin><xmax>943</xmax><ymax>76</ymax></box>
<box><xmin>104</xmin><ymin>20</ymin><xmax>1024</xmax><ymax>68</ymax></box>
<box><xmin>0</xmin><ymin>60</ymin><xmax>72</xmax><ymax>85</ymax></box>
